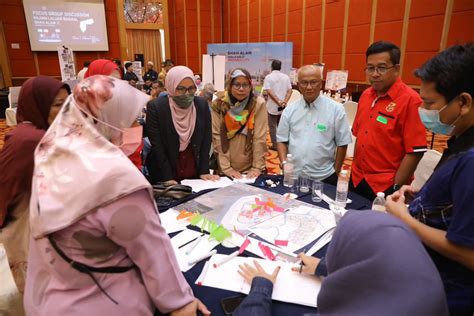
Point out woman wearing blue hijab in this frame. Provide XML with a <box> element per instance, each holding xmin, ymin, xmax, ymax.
<box><xmin>234</xmin><ymin>211</ymin><xmax>448</xmax><ymax>316</ymax></box>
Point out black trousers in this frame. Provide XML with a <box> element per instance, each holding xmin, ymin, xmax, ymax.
<box><xmin>349</xmin><ymin>177</ymin><xmax>395</xmax><ymax>201</ymax></box>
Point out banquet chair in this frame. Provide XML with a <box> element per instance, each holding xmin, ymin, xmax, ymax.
<box><xmin>344</xmin><ymin>101</ymin><xmax>358</xmax><ymax>157</ymax></box>
<box><xmin>5</xmin><ymin>86</ymin><xmax>21</xmax><ymax>126</ymax></box>
<box><xmin>411</xmin><ymin>149</ymin><xmax>442</xmax><ymax>190</ymax></box>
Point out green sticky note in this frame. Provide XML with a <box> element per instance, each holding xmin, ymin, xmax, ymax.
<box><xmin>210</xmin><ymin>225</ymin><xmax>231</xmax><ymax>242</ymax></box>
<box><xmin>235</xmin><ymin>115</ymin><xmax>243</xmax><ymax>122</ymax></box>
<box><xmin>316</xmin><ymin>123</ymin><xmax>328</xmax><ymax>132</ymax></box>
<box><xmin>376</xmin><ymin>115</ymin><xmax>388</xmax><ymax>124</ymax></box>
<box><xmin>190</xmin><ymin>214</ymin><xmax>203</xmax><ymax>226</ymax></box>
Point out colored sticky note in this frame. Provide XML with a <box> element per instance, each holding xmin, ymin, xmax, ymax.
<box><xmin>376</xmin><ymin>115</ymin><xmax>388</xmax><ymax>124</ymax></box>
<box><xmin>316</xmin><ymin>123</ymin><xmax>328</xmax><ymax>132</ymax></box>
<box><xmin>275</xmin><ymin>239</ymin><xmax>288</xmax><ymax>247</ymax></box>
<box><xmin>210</xmin><ymin>225</ymin><xmax>231</xmax><ymax>242</ymax></box>
<box><xmin>273</xmin><ymin>206</ymin><xmax>285</xmax><ymax>212</ymax></box>
<box><xmin>190</xmin><ymin>214</ymin><xmax>203</xmax><ymax>226</ymax></box>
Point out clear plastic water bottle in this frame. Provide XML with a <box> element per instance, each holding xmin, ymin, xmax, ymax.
<box><xmin>372</xmin><ymin>192</ymin><xmax>386</xmax><ymax>212</ymax></box>
<box><xmin>335</xmin><ymin>170</ymin><xmax>349</xmax><ymax>208</ymax></box>
<box><xmin>283</xmin><ymin>154</ymin><xmax>294</xmax><ymax>187</ymax></box>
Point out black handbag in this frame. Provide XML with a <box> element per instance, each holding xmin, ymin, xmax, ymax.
<box><xmin>152</xmin><ymin>183</ymin><xmax>193</xmax><ymax>200</ymax></box>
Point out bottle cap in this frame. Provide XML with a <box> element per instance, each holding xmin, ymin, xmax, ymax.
<box><xmin>287</xmin><ymin>154</ymin><xmax>292</xmax><ymax>158</ymax></box>
<box><xmin>340</xmin><ymin>170</ymin><xmax>348</xmax><ymax>175</ymax></box>
<box><xmin>376</xmin><ymin>192</ymin><xmax>385</xmax><ymax>198</ymax></box>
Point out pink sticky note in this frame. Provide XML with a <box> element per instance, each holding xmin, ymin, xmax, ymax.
<box><xmin>275</xmin><ymin>239</ymin><xmax>288</xmax><ymax>247</ymax></box>
<box><xmin>264</xmin><ymin>245</ymin><xmax>276</xmax><ymax>261</ymax></box>
<box><xmin>255</xmin><ymin>198</ymin><xmax>265</xmax><ymax>206</ymax></box>
<box><xmin>239</xmin><ymin>238</ymin><xmax>251</xmax><ymax>254</ymax></box>
<box><xmin>273</xmin><ymin>206</ymin><xmax>285</xmax><ymax>212</ymax></box>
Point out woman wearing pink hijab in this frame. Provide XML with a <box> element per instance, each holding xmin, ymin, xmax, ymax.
<box><xmin>146</xmin><ymin>65</ymin><xmax>219</xmax><ymax>184</ymax></box>
<box><xmin>24</xmin><ymin>75</ymin><xmax>210</xmax><ymax>315</ymax></box>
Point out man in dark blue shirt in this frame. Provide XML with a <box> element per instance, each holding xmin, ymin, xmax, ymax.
<box><xmin>386</xmin><ymin>43</ymin><xmax>474</xmax><ymax>315</ymax></box>
<box><xmin>123</xmin><ymin>62</ymin><xmax>138</xmax><ymax>83</ymax></box>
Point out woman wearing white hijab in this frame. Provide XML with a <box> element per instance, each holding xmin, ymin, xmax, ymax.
<box><xmin>24</xmin><ymin>76</ymin><xmax>209</xmax><ymax>315</ymax></box>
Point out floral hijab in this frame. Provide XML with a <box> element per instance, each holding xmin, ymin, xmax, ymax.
<box><xmin>30</xmin><ymin>75</ymin><xmax>152</xmax><ymax>238</ymax></box>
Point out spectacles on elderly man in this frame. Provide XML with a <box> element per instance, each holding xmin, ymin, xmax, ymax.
<box><xmin>298</xmin><ymin>80</ymin><xmax>321</xmax><ymax>88</ymax></box>
<box><xmin>365</xmin><ymin>65</ymin><xmax>397</xmax><ymax>74</ymax></box>
<box><xmin>175</xmin><ymin>85</ymin><xmax>197</xmax><ymax>95</ymax></box>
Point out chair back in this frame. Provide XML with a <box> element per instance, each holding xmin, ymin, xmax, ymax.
<box><xmin>411</xmin><ymin>149</ymin><xmax>442</xmax><ymax>190</ymax></box>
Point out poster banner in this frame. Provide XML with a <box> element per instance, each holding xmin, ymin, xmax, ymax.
<box><xmin>202</xmin><ymin>54</ymin><xmax>226</xmax><ymax>92</ymax></box>
<box><xmin>207</xmin><ymin>42</ymin><xmax>293</xmax><ymax>93</ymax></box>
<box><xmin>325</xmin><ymin>70</ymin><xmax>349</xmax><ymax>91</ymax></box>
<box><xmin>57</xmin><ymin>46</ymin><xmax>76</xmax><ymax>81</ymax></box>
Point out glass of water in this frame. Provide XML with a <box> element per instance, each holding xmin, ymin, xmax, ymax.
<box><xmin>299</xmin><ymin>176</ymin><xmax>310</xmax><ymax>193</ymax></box>
<box><xmin>289</xmin><ymin>175</ymin><xmax>298</xmax><ymax>193</ymax></box>
<box><xmin>312</xmin><ymin>181</ymin><xmax>324</xmax><ymax>202</ymax></box>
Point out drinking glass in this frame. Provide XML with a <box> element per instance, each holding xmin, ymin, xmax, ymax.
<box><xmin>299</xmin><ymin>176</ymin><xmax>310</xmax><ymax>193</ymax></box>
<box><xmin>311</xmin><ymin>181</ymin><xmax>323</xmax><ymax>202</ymax></box>
<box><xmin>289</xmin><ymin>175</ymin><xmax>298</xmax><ymax>193</ymax></box>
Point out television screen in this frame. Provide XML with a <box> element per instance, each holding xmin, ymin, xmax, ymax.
<box><xmin>23</xmin><ymin>0</ymin><xmax>109</xmax><ymax>51</ymax></box>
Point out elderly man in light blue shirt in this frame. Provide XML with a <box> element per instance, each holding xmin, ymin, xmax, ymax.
<box><xmin>277</xmin><ymin>65</ymin><xmax>352</xmax><ymax>185</ymax></box>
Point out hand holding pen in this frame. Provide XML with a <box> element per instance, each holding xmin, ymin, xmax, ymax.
<box><xmin>291</xmin><ymin>253</ymin><xmax>321</xmax><ymax>275</ymax></box>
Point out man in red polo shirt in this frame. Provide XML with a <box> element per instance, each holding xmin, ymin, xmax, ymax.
<box><xmin>350</xmin><ymin>41</ymin><xmax>427</xmax><ymax>200</ymax></box>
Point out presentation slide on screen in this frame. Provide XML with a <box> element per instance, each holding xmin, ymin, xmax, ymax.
<box><xmin>23</xmin><ymin>0</ymin><xmax>109</xmax><ymax>51</ymax></box>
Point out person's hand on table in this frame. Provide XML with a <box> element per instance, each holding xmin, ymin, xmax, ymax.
<box><xmin>238</xmin><ymin>260</ymin><xmax>280</xmax><ymax>285</ymax></box>
<box><xmin>246</xmin><ymin>169</ymin><xmax>261</xmax><ymax>179</ymax></box>
<box><xmin>385</xmin><ymin>192</ymin><xmax>412</xmax><ymax>222</ymax></box>
<box><xmin>200</xmin><ymin>174</ymin><xmax>220</xmax><ymax>181</ymax></box>
<box><xmin>397</xmin><ymin>185</ymin><xmax>418</xmax><ymax>203</ymax></box>
<box><xmin>170</xmin><ymin>298</ymin><xmax>211</xmax><ymax>316</ymax></box>
<box><xmin>226</xmin><ymin>169</ymin><xmax>243</xmax><ymax>179</ymax></box>
<box><xmin>164</xmin><ymin>179</ymin><xmax>178</xmax><ymax>185</ymax></box>
<box><xmin>291</xmin><ymin>253</ymin><xmax>320</xmax><ymax>275</ymax></box>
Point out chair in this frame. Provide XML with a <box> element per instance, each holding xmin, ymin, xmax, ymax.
<box><xmin>5</xmin><ymin>86</ymin><xmax>21</xmax><ymax>126</ymax></box>
<box><xmin>411</xmin><ymin>149</ymin><xmax>442</xmax><ymax>190</ymax></box>
<box><xmin>343</xmin><ymin>101</ymin><xmax>358</xmax><ymax>157</ymax></box>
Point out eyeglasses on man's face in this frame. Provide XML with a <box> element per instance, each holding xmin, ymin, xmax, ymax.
<box><xmin>232</xmin><ymin>83</ymin><xmax>251</xmax><ymax>90</ymax></box>
<box><xmin>175</xmin><ymin>85</ymin><xmax>197</xmax><ymax>95</ymax></box>
<box><xmin>298</xmin><ymin>80</ymin><xmax>321</xmax><ymax>88</ymax></box>
<box><xmin>365</xmin><ymin>65</ymin><xmax>397</xmax><ymax>75</ymax></box>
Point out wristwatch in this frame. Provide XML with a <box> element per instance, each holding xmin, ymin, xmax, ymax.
<box><xmin>393</xmin><ymin>184</ymin><xmax>401</xmax><ymax>191</ymax></box>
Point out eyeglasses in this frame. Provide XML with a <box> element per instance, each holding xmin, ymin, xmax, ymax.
<box><xmin>365</xmin><ymin>65</ymin><xmax>396</xmax><ymax>74</ymax></box>
<box><xmin>298</xmin><ymin>80</ymin><xmax>321</xmax><ymax>88</ymax></box>
<box><xmin>232</xmin><ymin>83</ymin><xmax>251</xmax><ymax>90</ymax></box>
<box><xmin>175</xmin><ymin>85</ymin><xmax>197</xmax><ymax>95</ymax></box>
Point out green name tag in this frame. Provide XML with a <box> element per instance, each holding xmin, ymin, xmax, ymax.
<box><xmin>376</xmin><ymin>115</ymin><xmax>388</xmax><ymax>124</ymax></box>
<box><xmin>316</xmin><ymin>123</ymin><xmax>328</xmax><ymax>132</ymax></box>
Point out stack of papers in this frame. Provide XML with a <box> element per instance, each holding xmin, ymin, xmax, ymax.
<box><xmin>198</xmin><ymin>253</ymin><xmax>321</xmax><ymax>307</ymax></box>
<box><xmin>232</xmin><ymin>175</ymin><xmax>257</xmax><ymax>184</ymax></box>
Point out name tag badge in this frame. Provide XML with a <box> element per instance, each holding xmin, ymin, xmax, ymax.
<box><xmin>376</xmin><ymin>115</ymin><xmax>388</xmax><ymax>125</ymax></box>
<box><xmin>316</xmin><ymin>123</ymin><xmax>328</xmax><ymax>132</ymax></box>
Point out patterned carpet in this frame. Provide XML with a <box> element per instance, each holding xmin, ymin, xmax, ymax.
<box><xmin>0</xmin><ymin>119</ymin><xmax>448</xmax><ymax>175</ymax></box>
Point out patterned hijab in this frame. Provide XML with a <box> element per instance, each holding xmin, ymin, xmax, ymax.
<box><xmin>30</xmin><ymin>75</ymin><xmax>152</xmax><ymax>238</ymax></box>
<box><xmin>317</xmin><ymin>210</ymin><xmax>449</xmax><ymax>315</ymax></box>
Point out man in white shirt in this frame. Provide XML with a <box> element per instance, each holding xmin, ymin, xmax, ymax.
<box><xmin>76</xmin><ymin>61</ymin><xmax>90</xmax><ymax>81</ymax></box>
<box><xmin>263</xmin><ymin>60</ymin><xmax>292</xmax><ymax>150</ymax></box>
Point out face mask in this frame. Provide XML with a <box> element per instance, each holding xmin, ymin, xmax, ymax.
<box><xmin>172</xmin><ymin>94</ymin><xmax>194</xmax><ymax>109</ymax></box>
<box><xmin>418</xmin><ymin>104</ymin><xmax>460</xmax><ymax>135</ymax></box>
<box><xmin>119</xmin><ymin>125</ymin><xmax>143</xmax><ymax>156</ymax></box>
<box><xmin>78</xmin><ymin>105</ymin><xmax>142</xmax><ymax>156</ymax></box>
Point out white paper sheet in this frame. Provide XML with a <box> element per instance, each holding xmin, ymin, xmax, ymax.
<box><xmin>199</xmin><ymin>253</ymin><xmax>321</xmax><ymax>307</ymax></box>
<box><xmin>181</xmin><ymin>177</ymin><xmax>234</xmax><ymax>193</ymax></box>
<box><xmin>159</xmin><ymin>209</ymin><xmax>188</xmax><ymax>234</ymax></box>
<box><xmin>232</xmin><ymin>175</ymin><xmax>257</xmax><ymax>184</ymax></box>
<box><xmin>171</xmin><ymin>230</ymin><xmax>219</xmax><ymax>272</ymax></box>
<box><xmin>305</xmin><ymin>227</ymin><xmax>335</xmax><ymax>256</ymax></box>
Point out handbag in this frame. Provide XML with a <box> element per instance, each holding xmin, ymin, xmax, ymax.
<box><xmin>152</xmin><ymin>183</ymin><xmax>193</xmax><ymax>200</ymax></box>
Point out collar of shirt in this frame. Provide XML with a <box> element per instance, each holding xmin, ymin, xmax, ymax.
<box><xmin>368</xmin><ymin>77</ymin><xmax>403</xmax><ymax>105</ymax></box>
<box><xmin>447</xmin><ymin>125</ymin><xmax>474</xmax><ymax>154</ymax></box>
<box><xmin>303</xmin><ymin>96</ymin><xmax>319</xmax><ymax>108</ymax></box>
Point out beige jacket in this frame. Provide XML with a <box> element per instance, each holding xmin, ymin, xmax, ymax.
<box><xmin>211</xmin><ymin>95</ymin><xmax>268</xmax><ymax>174</ymax></box>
